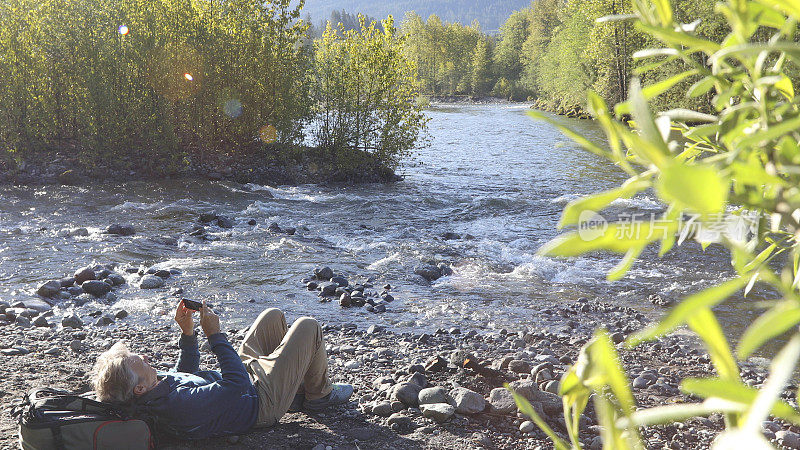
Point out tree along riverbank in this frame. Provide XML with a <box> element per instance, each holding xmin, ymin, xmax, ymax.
<box><xmin>425</xmin><ymin>95</ymin><xmax>592</xmax><ymax>119</ymax></box>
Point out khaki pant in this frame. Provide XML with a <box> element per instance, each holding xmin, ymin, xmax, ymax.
<box><xmin>238</xmin><ymin>309</ymin><xmax>333</xmax><ymax>427</ymax></box>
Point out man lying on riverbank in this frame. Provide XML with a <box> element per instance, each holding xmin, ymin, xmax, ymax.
<box><xmin>91</xmin><ymin>300</ymin><xmax>353</xmax><ymax>439</ymax></box>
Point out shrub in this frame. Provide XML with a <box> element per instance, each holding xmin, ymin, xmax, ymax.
<box><xmin>513</xmin><ymin>0</ymin><xmax>800</xmax><ymax>447</ymax></box>
<box><xmin>0</xmin><ymin>0</ymin><xmax>310</xmax><ymax>174</ymax></box>
<box><xmin>311</xmin><ymin>15</ymin><xmax>428</xmax><ymax>169</ymax></box>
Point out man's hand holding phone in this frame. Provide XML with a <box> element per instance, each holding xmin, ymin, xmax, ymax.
<box><xmin>200</xmin><ymin>300</ymin><xmax>221</xmax><ymax>337</ymax></box>
<box><xmin>174</xmin><ymin>300</ymin><xmax>195</xmax><ymax>336</ymax></box>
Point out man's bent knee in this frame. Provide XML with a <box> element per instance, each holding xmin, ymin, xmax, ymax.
<box><xmin>293</xmin><ymin>316</ymin><xmax>320</xmax><ymax>334</ymax></box>
<box><xmin>257</xmin><ymin>308</ymin><xmax>284</xmax><ymax>323</ymax></box>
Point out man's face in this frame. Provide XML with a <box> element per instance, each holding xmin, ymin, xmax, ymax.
<box><xmin>128</xmin><ymin>353</ymin><xmax>158</xmax><ymax>396</ymax></box>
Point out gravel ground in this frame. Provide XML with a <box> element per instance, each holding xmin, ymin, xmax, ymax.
<box><xmin>1</xmin><ymin>296</ymin><xmax>795</xmax><ymax>450</ymax></box>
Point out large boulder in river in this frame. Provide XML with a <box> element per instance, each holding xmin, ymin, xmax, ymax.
<box><xmin>216</xmin><ymin>216</ymin><xmax>235</xmax><ymax>228</ymax></box>
<box><xmin>414</xmin><ymin>264</ymin><xmax>441</xmax><ymax>282</ymax></box>
<box><xmin>19</xmin><ymin>299</ymin><xmax>53</xmax><ymax>313</ymax></box>
<box><xmin>139</xmin><ymin>275</ymin><xmax>165</xmax><ymax>289</ymax></box>
<box><xmin>106</xmin><ymin>224</ymin><xmax>135</xmax><ymax>236</ymax></box>
<box><xmin>73</xmin><ymin>266</ymin><xmax>96</xmax><ymax>284</ymax></box>
<box><xmin>105</xmin><ymin>273</ymin><xmax>126</xmax><ymax>286</ymax></box>
<box><xmin>199</xmin><ymin>212</ymin><xmax>218</xmax><ymax>223</ymax></box>
<box><xmin>81</xmin><ymin>280</ymin><xmax>112</xmax><ymax>297</ymax></box>
<box><xmin>331</xmin><ymin>276</ymin><xmax>349</xmax><ymax>287</ymax></box>
<box><xmin>314</xmin><ymin>266</ymin><xmax>334</xmax><ymax>280</ymax></box>
<box><xmin>36</xmin><ymin>280</ymin><xmax>62</xmax><ymax>298</ymax></box>
<box><xmin>319</xmin><ymin>282</ymin><xmax>338</xmax><ymax>296</ymax></box>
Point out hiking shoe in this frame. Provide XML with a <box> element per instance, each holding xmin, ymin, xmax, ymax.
<box><xmin>303</xmin><ymin>384</ymin><xmax>354</xmax><ymax>411</ymax></box>
<box><xmin>288</xmin><ymin>392</ymin><xmax>304</xmax><ymax>413</ymax></box>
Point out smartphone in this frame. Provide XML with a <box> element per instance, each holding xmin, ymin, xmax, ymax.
<box><xmin>182</xmin><ymin>299</ymin><xmax>203</xmax><ymax>311</ymax></box>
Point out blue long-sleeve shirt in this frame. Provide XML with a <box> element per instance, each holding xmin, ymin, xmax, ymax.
<box><xmin>136</xmin><ymin>333</ymin><xmax>259</xmax><ymax>439</ymax></box>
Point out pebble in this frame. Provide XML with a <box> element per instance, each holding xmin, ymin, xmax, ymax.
<box><xmin>95</xmin><ymin>315</ymin><xmax>114</xmax><ymax>326</ymax></box>
<box><xmin>387</xmin><ymin>413</ymin><xmax>413</xmax><ymax>430</ymax></box>
<box><xmin>633</xmin><ymin>376</ymin><xmax>649</xmax><ymax>389</ymax></box>
<box><xmin>371</xmin><ymin>401</ymin><xmax>393</xmax><ymax>417</ymax></box>
<box><xmin>508</xmin><ymin>359</ymin><xmax>531</xmax><ymax>374</ymax></box>
<box><xmin>449</xmin><ymin>387</ymin><xmax>486</xmax><ymax>414</ymax></box>
<box><xmin>488</xmin><ymin>387</ymin><xmax>517</xmax><ymax>414</ymax></box>
<box><xmin>519</xmin><ymin>420</ymin><xmax>535</xmax><ymax>433</ymax></box>
<box><xmin>418</xmin><ymin>386</ymin><xmax>448</xmax><ymax>405</ymax></box>
<box><xmin>346</xmin><ymin>427</ymin><xmax>376</xmax><ymax>441</ymax></box>
<box><xmin>420</xmin><ymin>403</ymin><xmax>455</xmax><ymax>423</ymax></box>
<box><xmin>777</xmin><ymin>430</ymin><xmax>800</xmax><ymax>448</ymax></box>
<box><xmin>69</xmin><ymin>340</ymin><xmax>82</xmax><ymax>352</ymax></box>
<box><xmin>67</xmin><ymin>286</ymin><xmax>83</xmax><ymax>296</ymax></box>
<box><xmin>1</xmin><ymin>347</ymin><xmax>30</xmax><ymax>356</ymax></box>
<box><xmin>407</xmin><ymin>372</ymin><xmax>428</xmax><ymax>388</ymax></box>
<box><xmin>33</xmin><ymin>316</ymin><xmax>50</xmax><ymax>327</ymax></box>
<box><xmin>331</xmin><ymin>276</ymin><xmax>348</xmax><ymax>287</ymax></box>
<box><xmin>344</xmin><ymin>360</ymin><xmax>361</xmax><ymax>370</ymax></box>
<box><xmin>425</xmin><ymin>356</ymin><xmax>446</xmax><ymax>372</ymax></box>
<box><xmin>544</xmin><ymin>380</ymin><xmax>559</xmax><ymax>394</ymax></box>
<box><xmin>392</xmin><ymin>382</ymin><xmax>423</xmax><ymax>407</ymax></box>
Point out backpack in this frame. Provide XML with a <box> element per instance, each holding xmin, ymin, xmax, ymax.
<box><xmin>11</xmin><ymin>387</ymin><xmax>156</xmax><ymax>450</ymax></box>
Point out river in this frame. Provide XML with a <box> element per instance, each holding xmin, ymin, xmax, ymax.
<box><xmin>0</xmin><ymin>103</ymin><xmax>763</xmax><ymax>341</ymax></box>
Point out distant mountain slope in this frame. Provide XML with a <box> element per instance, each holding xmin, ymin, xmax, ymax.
<box><xmin>299</xmin><ymin>0</ymin><xmax>531</xmax><ymax>33</ymax></box>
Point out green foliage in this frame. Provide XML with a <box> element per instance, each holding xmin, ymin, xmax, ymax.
<box><xmin>311</xmin><ymin>16</ymin><xmax>428</xmax><ymax>168</ymax></box>
<box><xmin>494</xmin><ymin>10</ymin><xmax>530</xmax><ymax>83</ymax></box>
<box><xmin>401</xmin><ymin>13</ymin><xmax>486</xmax><ymax>96</ymax></box>
<box><xmin>471</xmin><ymin>38</ymin><xmax>495</xmax><ymax>96</ymax></box>
<box><xmin>0</xmin><ymin>1</ymin><xmax>428</xmax><ymax>177</ymax></box>
<box><xmin>0</xmin><ymin>0</ymin><xmax>310</xmax><ymax>173</ymax></box>
<box><xmin>514</xmin><ymin>0</ymin><xmax>800</xmax><ymax>447</ymax></box>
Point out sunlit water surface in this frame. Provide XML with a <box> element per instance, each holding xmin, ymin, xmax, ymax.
<box><xmin>0</xmin><ymin>104</ymin><xmax>764</xmax><ymax>343</ymax></box>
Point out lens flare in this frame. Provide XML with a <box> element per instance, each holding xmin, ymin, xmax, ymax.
<box><xmin>259</xmin><ymin>124</ymin><xmax>277</xmax><ymax>144</ymax></box>
<box><xmin>147</xmin><ymin>44</ymin><xmax>203</xmax><ymax>101</ymax></box>
<box><xmin>118</xmin><ymin>25</ymin><xmax>129</xmax><ymax>35</ymax></box>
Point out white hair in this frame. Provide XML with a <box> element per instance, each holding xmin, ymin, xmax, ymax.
<box><xmin>91</xmin><ymin>341</ymin><xmax>139</xmax><ymax>403</ymax></box>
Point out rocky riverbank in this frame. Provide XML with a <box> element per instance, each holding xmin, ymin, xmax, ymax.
<box><xmin>0</xmin><ymin>145</ymin><xmax>401</xmax><ymax>187</ymax></box>
<box><xmin>2</xmin><ymin>292</ymin><xmax>797</xmax><ymax>449</ymax></box>
<box><xmin>529</xmin><ymin>99</ymin><xmax>592</xmax><ymax>120</ymax></box>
